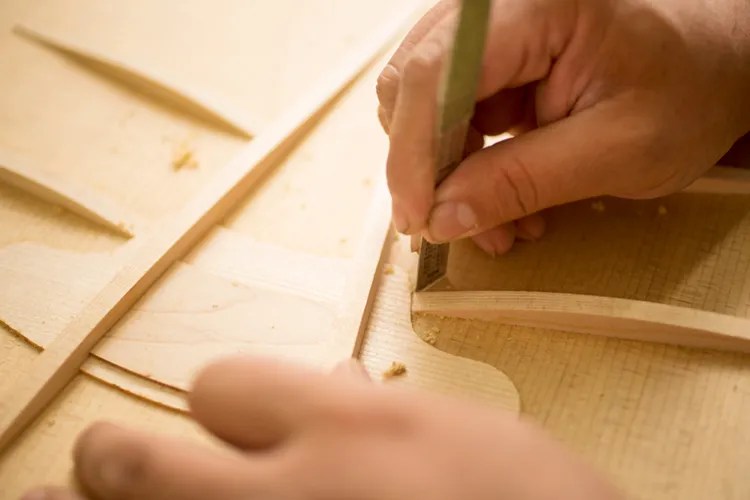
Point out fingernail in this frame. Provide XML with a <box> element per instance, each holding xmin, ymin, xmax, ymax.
<box><xmin>427</xmin><ymin>202</ymin><xmax>478</xmax><ymax>242</ymax></box>
<box><xmin>393</xmin><ymin>212</ymin><xmax>409</xmax><ymax>233</ymax></box>
<box><xmin>473</xmin><ymin>237</ymin><xmax>497</xmax><ymax>258</ymax></box>
<box><xmin>516</xmin><ymin>217</ymin><xmax>546</xmax><ymax>241</ymax></box>
<box><xmin>392</xmin><ymin>203</ymin><xmax>409</xmax><ymax>234</ymax></box>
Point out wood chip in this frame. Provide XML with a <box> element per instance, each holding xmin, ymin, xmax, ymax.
<box><xmin>423</xmin><ymin>326</ymin><xmax>439</xmax><ymax>345</ymax></box>
<box><xmin>658</xmin><ymin>205</ymin><xmax>668</xmax><ymax>215</ymax></box>
<box><xmin>383</xmin><ymin>263</ymin><xmax>395</xmax><ymax>275</ymax></box>
<box><xmin>591</xmin><ymin>200</ymin><xmax>605</xmax><ymax>212</ymax></box>
<box><xmin>382</xmin><ymin>361</ymin><xmax>407</xmax><ymax>379</ymax></box>
<box><xmin>171</xmin><ymin>146</ymin><xmax>198</xmax><ymax>170</ymax></box>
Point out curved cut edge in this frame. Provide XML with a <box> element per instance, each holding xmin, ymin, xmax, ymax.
<box><xmin>359</xmin><ymin>264</ymin><xmax>521</xmax><ymax>414</ymax></box>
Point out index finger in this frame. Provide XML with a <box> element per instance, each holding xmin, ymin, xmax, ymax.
<box><xmin>376</xmin><ymin>0</ymin><xmax>457</xmax><ymax>131</ymax></box>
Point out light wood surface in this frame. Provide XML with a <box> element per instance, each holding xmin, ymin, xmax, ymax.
<box><xmin>0</xmin><ymin>3</ymin><xmax>424</xmax><ymax>450</ymax></box>
<box><xmin>0</xmin><ymin>1</ymin><xmax>748</xmax><ymax>500</ymax></box>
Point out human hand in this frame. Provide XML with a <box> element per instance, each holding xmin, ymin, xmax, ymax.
<box><xmin>378</xmin><ymin>0</ymin><xmax>750</xmax><ymax>256</ymax></box>
<box><xmin>24</xmin><ymin>357</ymin><xmax>623</xmax><ymax>500</ymax></box>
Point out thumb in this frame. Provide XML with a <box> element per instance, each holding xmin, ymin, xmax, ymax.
<box><xmin>424</xmin><ymin>101</ymin><xmax>652</xmax><ymax>243</ymax></box>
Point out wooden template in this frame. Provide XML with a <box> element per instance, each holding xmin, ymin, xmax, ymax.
<box><xmin>0</xmin><ymin>6</ymin><xmax>427</xmax><ymax>451</ymax></box>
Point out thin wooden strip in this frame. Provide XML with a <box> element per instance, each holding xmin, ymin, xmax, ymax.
<box><xmin>336</xmin><ymin>177</ymin><xmax>395</xmax><ymax>360</ymax></box>
<box><xmin>13</xmin><ymin>23</ymin><xmax>259</xmax><ymax>139</ymax></box>
<box><xmin>81</xmin><ymin>358</ymin><xmax>188</xmax><ymax>413</ymax></box>
<box><xmin>0</xmin><ymin>151</ymin><xmax>136</xmax><ymax>238</ymax></box>
<box><xmin>412</xmin><ymin>291</ymin><xmax>750</xmax><ymax>354</ymax></box>
<box><xmin>0</xmin><ymin>9</ymin><xmax>422</xmax><ymax>451</ymax></box>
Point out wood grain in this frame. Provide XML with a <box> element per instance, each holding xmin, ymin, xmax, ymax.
<box><xmin>0</xmin><ymin>8</ymin><xmax>423</xmax><ymax>450</ymax></box>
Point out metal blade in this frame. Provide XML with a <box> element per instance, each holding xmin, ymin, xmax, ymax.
<box><xmin>415</xmin><ymin>0</ymin><xmax>491</xmax><ymax>291</ymax></box>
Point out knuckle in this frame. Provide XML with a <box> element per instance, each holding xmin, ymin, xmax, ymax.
<box><xmin>402</xmin><ymin>39</ymin><xmax>444</xmax><ymax>85</ymax></box>
<box><xmin>375</xmin><ymin>63</ymin><xmax>400</xmax><ymax>104</ymax></box>
<box><xmin>491</xmin><ymin>153</ymin><xmax>540</xmax><ymax>218</ymax></box>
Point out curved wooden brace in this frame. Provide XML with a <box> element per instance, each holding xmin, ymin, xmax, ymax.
<box><xmin>0</xmin><ymin>151</ymin><xmax>136</xmax><ymax>238</ymax></box>
<box><xmin>412</xmin><ymin>291</ymin><xmax>750</xmax><ymax>354</ymax></box>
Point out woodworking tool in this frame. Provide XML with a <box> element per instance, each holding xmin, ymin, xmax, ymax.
<box><xmin>414</xmin><ymin>0</ymin><xmax>491</xmax><ymax>291</ymax></box>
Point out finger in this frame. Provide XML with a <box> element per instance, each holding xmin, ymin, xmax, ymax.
<box><xmin>475</xmin><ymin>0</ymin><xmax>580</xmax><ymax>101</ymax></box>
<box><xmin>21</xmin><ymin>487</ymin><xmax>84</xmax><ymax>500</ymax></box>
<box><xmin>471</xmin><ymin>223</ymin><xmax>516</xmax><ymax>256</ymax></box>
<box><xmin>376</xmin><ymin>0</ymin><xmax>456</xmax><ymax>121</ymax></box>
<box><xmin>188</xmin><ymin>356</ymin><xmax>370</xmax><ymax>450</ymax></box>
<box><xmin>386</xmin><ymin>28</ymin><xmax>449</xmax><ymax>234</ymax></box>
<box><xmin>378</xmin><ymin>104</ymin><xmax>390</xmax><ymax>133</ymax></box>
<box><xmin>73</xmin><ymin>422</ymin><xmax>277</xmax><ymax>500</ymax></box>
<box><xmin>425</xmin><ymin>101</ymin><xmax>642</xmax><ymax>242</ymax></box>
<box><xmin>331</xmin><ymin>358</ymin><xmax>372</xmax><ymax>381</ymax></box>
<box><xmin>515</xmin><ymin>213</ymin><xmax>546</xmax><ymax>241</ymax></box>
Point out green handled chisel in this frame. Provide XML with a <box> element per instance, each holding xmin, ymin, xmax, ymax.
<box><xmin>415</xmin><ymin>0</ymin><xmax>492</xmax><ymax>291</ymax></box>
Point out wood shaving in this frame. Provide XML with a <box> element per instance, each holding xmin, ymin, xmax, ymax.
<box><xmin>591</xmin><ymin>200</ymin><xmax>605</xmax><ymax>212</ymax></box>
<box><xmin>382</xmin><ymin>361</ymin><xmax>407</xmax><ymax>379</ymax></box>
<box><xmin>423</xmin><ymin>326</ymin><xmax>439</xmax><ymax>345</ymax></box>
<box><xmin>171</xmin><ymin>146</ymin><xmax>198</xmax><ymax>170</ymax></box>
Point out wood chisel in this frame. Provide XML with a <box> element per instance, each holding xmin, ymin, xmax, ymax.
<box><xmin>414</xmin><ymin>0</ymin><xmax>492</xmax><ymax>291</ymax></box>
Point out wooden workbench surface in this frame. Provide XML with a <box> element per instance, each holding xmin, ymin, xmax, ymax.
<box><xmin>0</xmin><ymin>1</ymin><xmax>748</xmax><ymax>499</ymax></box>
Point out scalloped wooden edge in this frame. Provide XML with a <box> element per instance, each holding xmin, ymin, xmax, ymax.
<box><xmin>0</xmin><ymin>151</ymin><xmax>136</xmax><ymax>238</ymax></box>
<box><xmin>0</xmin><ymin>7</ymin><xmax>426</xmax><ymax>451</ymax></box>
<box><xmin>14</xmin><ymin>23</ymin><xmax>259</xmax><ymax>139</ymax></box>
